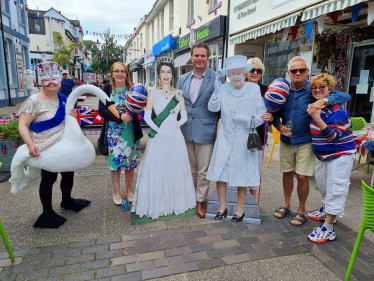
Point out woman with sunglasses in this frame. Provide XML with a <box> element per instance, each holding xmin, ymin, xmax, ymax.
<box><xmin>306</xmin><ymin>73</ymin><xmax>356</xmax><ymax>243</ymax></box>
<box><xmin>18</xmin><ymin>60</ymin><xmax>90</xmax><ymax>228</ymax></box>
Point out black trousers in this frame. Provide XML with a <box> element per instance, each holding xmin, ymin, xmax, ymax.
<box><xmin>39</xmin><ymin>170</ymin><xmax>74</xmax><ymax>212</ymax></box>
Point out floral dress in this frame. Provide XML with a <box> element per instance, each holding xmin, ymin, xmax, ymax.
<box><xmin>107</xmin><ymin>87</ymin><xmax>141</xmax><ymax>171</ymax></box>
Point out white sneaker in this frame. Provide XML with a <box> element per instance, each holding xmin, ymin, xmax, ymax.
<box><xmin>308</xmin><ymin>207</ymin><xmax>337</xmax><ymax>223</ymax></box>
<box><xmin>308</xmin><ymin>225</ymin><xmax>336</xmax><ymax>243</ymax></box>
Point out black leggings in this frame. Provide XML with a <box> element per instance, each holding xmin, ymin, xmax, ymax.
<box><xmin>39</xmin><ymin>170</ymin><xmax>74</xmax><ymax>212</ymax></box>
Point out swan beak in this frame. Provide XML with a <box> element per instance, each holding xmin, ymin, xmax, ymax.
<box><xmin>108</xmin><ymin>104</ymin><xmax>120</xmax><ymax>118</ymax></box>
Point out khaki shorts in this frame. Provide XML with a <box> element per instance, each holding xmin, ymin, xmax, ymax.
<box><xmin>279</xmin><ymin>141</ymin><xmax>316</xmax><ymax>176</ymax></box>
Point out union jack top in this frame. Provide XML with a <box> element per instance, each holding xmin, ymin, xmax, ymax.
<box><xmin>310</xmin><ymin>103</ymin><xmax>356</xmax><ymax>161</ymax></box>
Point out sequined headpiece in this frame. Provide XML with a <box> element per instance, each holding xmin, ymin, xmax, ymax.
<box><xmin>158</xmin><ymin>56</ymin><xmax>174</xmax><ymax>66</ymax></box>
<box><xmin>35</xmin><ymin>53</ymin><xmax>61</xmax><ymax>80</ymax></box>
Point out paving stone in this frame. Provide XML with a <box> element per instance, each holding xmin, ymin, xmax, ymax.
<box><xmin>69</xmin><ymin>240</ymin><xmax>96</xmax><ymax>249</ymax></box>
<box><xmin>138</xmin><ymin>251</ymin><xmax>164</xmax><ymax>262</ymax></box>
<box><xmin>35</xmin><ymin>277</ymin><xmax>61</xmax><ymax>281</ymax></box>
<box><xmin>311</xmin><ymin>244</ymin><xmax>331</xmax><ymax>263</ymax></box>
<box><xmin>110</xmin><ymin>241</ymin><xmax>137</xmax><ymax>250</ymax></box>
<box><xmin>13</xmin><ymin>248</ymin><xmax>41</xmax><ymax>257</ymax></box>
<box><xmin>247</xmin><ymin>222</ymin><xmax>271</xmax><ymax>230</ymax></box>
<box><xmin>0</xmin><ymin>257</ymin><xmax>22</xmax><ymax>267</ymax></box>
<box><xmin>249</xmin><ymin>249</ymin><xmax>276</xmax><ymax>260</ymax></box>
<box><xmin>351</xmin><ymin>268</ymin><xmax>369</xmax><ymax>281</ymax></box>
<box><xmin>221</xmin><ymin>232</ymin><xmax>244</xmax><ymax>240</ymax></box>
<box><xmin>230</xmin><ymin>244</ymin><xmax>257</xmax><ymax>254</ymax></box>
<box><xmin>35</xmin><ymin>259</ymin><xmax>65</xmax><ymax>269</ymax></box>
<box><xmin>205</xmin><ymin>227</ymin><xmax>229</xmax><ymax>236</ymax></box>
<box><xmin>16</xmin><ymin>269</ymin><xmax>48</xmax><ymax>281</ymax></box>
<box><xmin>111</xmin><ymin>255</ymin><xmax>138</xmax><ymax>266</ymax></box>
<box><xmin>174</xmin><ymin>238</ymin><xmax>200</xmax><ymax>248</ymax></box>
<box><xmin>96</xmin><ymin>265</ymin><xmax>126</xmax><ymax>278</ymax></box>
<box><xmin>122</xmin><ymin>233</ymin><xmax>146</xmax><ymax>241</ymax></box>
<box><xmin>81</xmin><ymin>259</ymin><xmax>109</xmax><ymax>271</ymax></box>
<box><xmin>324</xmin><ymin>261</ymin><xmax>346</xmax><ymax>280</ymax></box>
<box><xmin>164</xmin><ymin>246</ymin><xmax>190</xmax><ymax>257</ymax></box>
<box><xmin>66</xmin><ymin>253</ymin><xmax>95</xmax><ymax>265</ymax></box>
<box><xmin>296</xmin><ymin>235</ymin><xmax>310</xmax><ymax>244</ymax></box>
<box><xmin>272</xmin><ymin>246</ymin><xmax>298</xmax><ymax>256</ymax></box>
<box><xmin>190</xmin><ymin>224</ymin><xmax>213</xmax><ymax>231</ymax></box>
<box><xmin>82</xmin><ymin>245</ymin><xmax>109</xmax><ymax>254</ymax></box>
<box><xmin>211</xmin><ymin>222</ymin><xmax>233</xmax><ymax>228</ymax></box>
<box><xmin>335</xmin><ymin>221</ymin><xmax>353</xmax><ymax>232</ymax></box>
<box><xmin>154</xmin><ymin>256</ymin><xmax>182</xmax><ymax>267</ymax></box>
<box><xmin>242</xmin><ymin>229</ymin><xmax>265</xmax><ymax>237</ymax></box>
<box><xmin>111</xmin><ymin>272</ymin><xmax>142</xmax><ymax>281</ymax></box>
<box><xmin>149</xmin><ymin>242</ymin><xmax>175</xmax><ymax>252</ymax></box>
<box><xmin>228</xmin><ymin>224</ymin><xmax>249</xmax><ymax>233</ymax></box>
<box><xmin>158</xmin><ymin>234</ymin><xmax>184</xmax><ymax>243</ymax></box>
<box><xmin>327</xmin><ymin>242</ymin><xmax>352</xmax><ymax>257</ymax></box>
<box><xmin>314</xmin><ymin>243</ymin><xmax>333</xmax><ymax>253</ymax></box>
<box><xmin>135</xmin><ymin>237</ymin><xmax>160</xmax><ymax>246</ymax></box>
<box><xmin>96</xmin><ymin>236</ymin><xmax>121</xmax><ymax>245</ymax></box>
<box><xmin>123</xmin><ymin>245</ymin><xmax>150</xmax><ymax>256</ymax></box>
<box><xmin>349</xmin><ymin>257</ymin><xmax>374</xmax><ymax>275</ymax></box>
<box><xmin>0</xmin><ymin>272</ymin><xmax>16</xmax><ymax>281</ymax></box>
<box><xmin>279</xmin><ymin>230</ymin><xmax>302</xmax><ymax>239</ymax></box>
<box><xmin>181</xmin><ymin>252</ymin><xmax>207</xmax><ymax>262</ymax></box>
<box><xmin>264</xmin><ymin>226</ymin><xmax>286</xmax><ymax>234</ymax></box>
<box><xmin>298</xmin><ymin>228</ymin><xmax>315</xmax><ymax>235</ymax></box>
<box><xmin>96</xmin><ymin>249</ymin><xmax>122</xmax><ymax>260</ymax></box>
<box><xmin>142</xmin><ymin>266</ymin><xmax>171</xmax><ymax>280</ymax></box>
<box><xmin>198</xmin><ymin>234</ymin><xmax>222</xmax><ymax>244</ymax></box>
<box><xmin>168</xmin><ymin>227</ymin><xmax>191</xmax><ymax>235</ymax></box>
<box><xmin>146</xmin><ymin>230</ymin><xmax>169</xmax><ymax>238</ymax></box>
<box><xmin>126</xmin><ymin>261</ymin><xmax>154</xmax><ymax>273</ymax></box>
<box><xmin>170</xmin><ymin>262</ymin><xmax>199</xmax><ymax>274</ymax></box>
<box><xmin>184</xmin><ymin>231</ymin><xmax>207</xmax><ymax>239</ymax></box>
<box><xmin>206</xmin><ymin>248</ymin><xmax>232</xmax><ymax>258</ymax></box>
<box><xmin>22</xmin><ymin>253</ymin><xmax>51</xmax><ymax>263</ymax></box>
<box><xmin>2</xmin><ymin>263</ymin><xmax>35</xmax><ymax>275</ymax></box>
<box><xmin>261</xmin><ymin>216</ymin><xmax>278</xmax><ymax>222</ymax></box>
<box><xmin>267</xmin><ymin>218</ymin><xmax>289</xmax><ymax>227</ymax></box>
<box><xmin>64</xmin><ymin>270</ymin><xmax>95</xmax><ymax>281</ymax></box>
<box><xmin>213</xmin><ymin>239</ymin><xmax>239</xmax><ymax>249</ymax></box>
<box><xmin>49</xmin><ymin>264</ymin><xmax>80</xmax><ymax>276</ymax></box>
<box><xmin>351</xmin><ymin>249</ymin><xmax>374</xmax><ymax>263</ymax></box>
<box><xmin>53</xmin><ymin>248</ymin><xmax>81</xmax><ymax>258</ymax></box>
<box><xmin>223</xmin><ymin>253</ymin><xmax>251</xmax><ymax>264</ymax></box>
<box><xmin>40</xmin><ymin>245</ymin><xmax>68</xmax><ymax>253</ymax></box>
<box><xmin>190</xmin><ymin>243</ymin><xmax>214</xmax><ymax>253</ymax></box>
<box><xmin>197</xmin><ymin>257</ymin><xmax>225</xmax><ymax>269</ymax></box>
<box><xmin>236</xmin><ymin>236</ymin><xmax>261</xmax><ymax>245</ymax></box>
<box><xmin>294</xmin><ymin>243</ymin><xmax>313</xmax><ymax>253</ymax></box>
<box><xmin>276</xmin><ymin>238</ymin><xmax>300</xmax><ymax>247</ymax></box>
<box><xmin>336</xmin><ymin>239</ymin><xmax>354</xmax><ymax>250</ymax></box>
<box><xmin>257</xmin><ymin>233</ymin><xmax>282</xmax><ymax>242</ymax></box>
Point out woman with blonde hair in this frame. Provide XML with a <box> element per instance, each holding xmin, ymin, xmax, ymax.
<box><xmin>98</xmin><ymin>62</ymin><xmax>143</xmax><ymax>206</ymax></box>
<box><xmin>306</xmin><ymin>73</ymin><xmax>356</xmax><ymax>243</ymax></box>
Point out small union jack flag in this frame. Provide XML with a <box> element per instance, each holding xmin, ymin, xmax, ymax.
<box><xmin>0</xmin><ymin>117</ymin><xmax>10</xmax><ymax>124</ymax></box>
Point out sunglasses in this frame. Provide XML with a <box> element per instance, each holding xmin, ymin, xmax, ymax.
<box><xmin>289</xmin><ymin>68</ymin><xmax>308</xmax><ymax>74</ymax></box>
<box><xmin>249</xmin><ymin>68</ymin><xmax>263</xmax><ymax>74</ymax></box>
<box><xmin>42</xmin><ymin>78</ymin><xmax>61</xmax><ymax>85</ymax></box>
<box><xmin>311</xmin><ymin>85</ymin><xmax>327</xmax><ymax>91</ymax></box>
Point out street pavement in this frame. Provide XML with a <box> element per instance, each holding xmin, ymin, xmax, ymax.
<box><xmin>0</xmin><ymin>98</ymin><xmax>373</xmax><ymax>280</ymax></box>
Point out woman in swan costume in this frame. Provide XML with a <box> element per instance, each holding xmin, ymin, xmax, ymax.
<box><xmin>10</xmin><ymin>59</ymin><xmax>119</xmax><ymax>228</ymax></box>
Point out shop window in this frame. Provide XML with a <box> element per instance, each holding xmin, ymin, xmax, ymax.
<box><xmin>170</xmin><ymin>0</ymin><xmax>174</xmax><ymax>32</ymax></box>
<box><xmin>149</xmin><ymin>64</ymin><xmax>155</xmax><ymax>88</ymax></box>
<box><xmin>4</xmin><ymin>40</ymin><xmax>12</xmax><ymax>84</ymax></box>
<box><xmin>18</xmin><ymin>0</ymin><xmax>26</xmax><ymax>25</ymax></box>
<box><xmin>188</xmin><ymin>0</ymin><xmax>194</xmax><ymax>23</ymax></box>
<box><xmin>22</xmin><ymin>47</ymin><xmax>26</xmax><ymax>73</ymax></box>
<box><xmin>160</xmin><ymin>10</ymin><xmax>164</xmax><ymax>38</ymax></box>
<box><xmin>208</xmin><ymin>39</ymin><xmax>223</xmax><ymax>73</ymax></box>
<box><xmin>210</xmin><ymin>0</ymin><xmax>219</xmax><ymax>8</ymax></box>
<box><xmin>1</xmin><ymin>0</ymin><xmax>9</xmax><ymax>13</ymax></box>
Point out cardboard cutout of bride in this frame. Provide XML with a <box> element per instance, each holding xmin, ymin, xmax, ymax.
<box><xmin>131</xmin><ymin>57</ymin><xmax>196</xmax><ymax>220</ymax></box>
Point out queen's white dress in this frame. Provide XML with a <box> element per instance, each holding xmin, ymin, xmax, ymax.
<box><xmin>131</xmin><ymin>89</ymin><xmax>196</xmax><ymax>219</ymax></box>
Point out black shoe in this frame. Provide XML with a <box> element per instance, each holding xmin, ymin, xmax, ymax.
<box><xmin>214</xmin><ymin>209</ymin><xmax>227</xmax><ymax>220</ymax></box>
<box><xmin>33</xmin><ymin>210</ymin><xmax>67</xmax><ymax>228</ymax></box>
<box><xmin>231</xmin><ymin>213</ymin><xmax>245</xmax><ymax>222</ymax></box>
<box><xmin>61</xmin><ymin>198</ymin><xmax>91</xmax><ymax>212</ymax></box>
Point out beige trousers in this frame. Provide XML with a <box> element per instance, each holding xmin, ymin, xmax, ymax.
<box><xmin>185</xmin><ymin>141</ymin><xmax>214</xmax><ymax>202</ymax></box>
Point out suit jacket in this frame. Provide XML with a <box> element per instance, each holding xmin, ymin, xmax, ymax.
<box><xmin>176</xmin><ymin>68</ymin><xmax>219</xmax><ymax>144</ymax></box>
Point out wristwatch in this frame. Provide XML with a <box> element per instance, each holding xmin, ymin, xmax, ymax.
<box><xmin>323</xmin><ymin>98</ymin><xmax>329</xmax><ymax>105</ymax></box>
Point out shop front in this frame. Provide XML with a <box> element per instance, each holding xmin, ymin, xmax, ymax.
<box><xmin>152</xmin><ymin>34</ymin><xmax>177</xmax><ymax>87</ymax></box>
<box><xmin>174</xmin><ymin>15</ymin><xmax>226</xmax><ymax>80</ymax></box>
<box><xmin>129</xmin><ymin>57</ymin><xmax>145</xmax><ymax>85</ymax></box>
<box><xmin>143</xmin><ymin>50</ymin><xmax>156</xmax><ymax>89</ymax></box>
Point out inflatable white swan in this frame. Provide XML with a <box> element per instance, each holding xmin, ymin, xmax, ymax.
<box><xmin>9</xmin><ymin>85</ymin><xmax>119</xmax><ymax>194</ymax></box>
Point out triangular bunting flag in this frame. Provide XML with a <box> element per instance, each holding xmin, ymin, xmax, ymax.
<box><xmin>304</xmin><ymin>20</ymin><xmax>315</xmax><ymax>39</ymax></box>
<box><xmin>316</xmin><ymin>14</ymin><xmax>326</xmax><ymax>34</ymax></box>
<box><xmin>291</xmin><ymin>25</ymin><xmax>299</xmax><ymax>41</ymax></box>
<box><xmin>352</xmin><ymin>2</ymin><xmax>366</xmax><ymax>23</ymax></box>
<box><xmin>329</xmin><ymin>11</ymin><xmax>339</xmax><ymax>24</ymax></box>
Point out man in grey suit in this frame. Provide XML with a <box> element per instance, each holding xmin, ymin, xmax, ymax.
<box><xmin>176</xmin><ymin>42</ymin><xmax>219</xmax><ymax>218</ymax></box>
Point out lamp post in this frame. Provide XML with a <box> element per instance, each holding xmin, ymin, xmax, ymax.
<box><xmin>0</xmin><ymin>0</ymin><xmax>15</xmax><ymax>106</ymax></box>
<box><xmin>96</xmin><ymin>38</ymin><xmax>101</xmax><ymax>73</ymax></box>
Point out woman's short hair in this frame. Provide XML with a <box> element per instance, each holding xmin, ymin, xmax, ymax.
<box><xmin>157</xmin><ymin>57</ymin><xmax>175</xmax><ymax>77</ymax></box>
<box><xmin>247</xmin><ymin>57</ymin><xmax>265</xmax><ymax>75</ymax></box>
<box><xmin>109</xmin><ymin>62</ymin><xmax>132</xmax><ymax>91</ymax></box>
<box><xmin>310</xmin><ymin>73</ymin><xmax>337</xmax><ymax>90</ymax></box>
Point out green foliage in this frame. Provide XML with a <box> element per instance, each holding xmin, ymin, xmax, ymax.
<box><xmin>0</xmin><ymin>120</ymin><xmax>22</xmax><ymax>142</ymax></box>
<box><xmin>84</xmin><ymin>40</ymin><xmax>95</xmax><ymax>49</ymax></box>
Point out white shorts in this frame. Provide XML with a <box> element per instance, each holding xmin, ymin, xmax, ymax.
<box><xmin>314</xmin><ymin>154</ymin><xmax>355</xmax><ymax>216</ymax></box>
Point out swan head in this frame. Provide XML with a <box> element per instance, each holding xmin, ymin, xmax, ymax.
<box><xmin>65</xmin><ymin>85</ymin><xmax>119</xmax><ymax>118</ymax></box>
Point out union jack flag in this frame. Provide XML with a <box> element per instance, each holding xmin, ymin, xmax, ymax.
<box><xmin>335</xmin><ymin>68</ymin><xmax>346</xmax><ymax>79</ymax></box>
<box><xmin>79</xmin><ymin>117</ymin><xmax>94</xmax><ymax>125</ymax></box>
<box><xmin>76</xmin><ymin>107</ymin><xmax>94</xmax><ymax>125</ymax></box>
<box><xmin>336</xmin><ymin>33</ymin><xmax>345</xmax><ymax>49</ymax></box>
<box><xmin>336</xmin><ymin>56</ymin><xmax>345</xmax><ymax>68</ymax></box>
<box><xmin>0</xmin><ymin>117</ymin><xmax>10</xmax><ymax>124</ymax></box>
<box><xmin>334</xmin><ymin>81</ymin><xmax>344</xmax><ymax>91</ymax></box>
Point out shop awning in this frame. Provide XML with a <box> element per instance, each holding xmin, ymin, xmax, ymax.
<box><xmin>229</xmin><ymin>11</ymin><xmax>301</xmax><ymax>45</ymax></box>
<box><xmin>174</xmin><ymin>52</ymin><xmax>191</xmax><ymax>68</ymax></box>
<box><xmin>301</xmin><ymin>0</ymin><xmax>367</xmax><ymax>22</ymax></box>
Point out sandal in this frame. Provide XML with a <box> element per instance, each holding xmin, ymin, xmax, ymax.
<box><xmin>291</xmin><ymin>212</ymin><xmax>307</xmax><ymax>226</ymax></box>
<box><xmin>274</xmin><ymin>206</ymin><xmax>290</xmax><ymax>219</ymax></box>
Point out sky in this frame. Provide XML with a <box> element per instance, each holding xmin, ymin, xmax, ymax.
<box><xmin>27</xmin><ymin>0</ymin><xmax>156</xmax><ymax>45</ymax></box>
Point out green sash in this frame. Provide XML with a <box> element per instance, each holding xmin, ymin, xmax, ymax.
<box><xmin>148</xmin><ymin>92</ymin><xmax>181</xmax><ymax>138</ymax></box>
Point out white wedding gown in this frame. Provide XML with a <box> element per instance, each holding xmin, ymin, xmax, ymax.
<box><xmin>131</xmin><ymin>89</ymin><xmax>196</xmax><ymax>219</ymax></box>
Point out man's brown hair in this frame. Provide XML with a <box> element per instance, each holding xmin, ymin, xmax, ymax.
<box><xmin>191</xmin><ymin>42</ymin><xmax>209</xmax><ymax>57</ymax></box>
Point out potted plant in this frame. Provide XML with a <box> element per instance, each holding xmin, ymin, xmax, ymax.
<box><xmin>0</xmin><ymin>114</ymin><xmax>24</xmax><ymax>172</ymax></box>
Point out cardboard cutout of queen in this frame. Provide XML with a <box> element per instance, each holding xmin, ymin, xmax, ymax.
<box><xmin>205</xmin><ymin>55</ymin><xmax>266</xmax><ymax>223</ymax></box>
<box><xmin>131</xmin><ymin>57</ymin><xmax>196</xmax><ymax>219</ymax></box>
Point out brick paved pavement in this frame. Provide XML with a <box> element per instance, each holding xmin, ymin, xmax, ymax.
<box><xmin>0</xmin><ymin>214</ymin><xmax>373</xmax><ymax>280</ymax></box>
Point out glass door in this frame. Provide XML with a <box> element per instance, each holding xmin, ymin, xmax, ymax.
<box><xmin>347</xmin><ymin>44</ymin><xmax>374</xmax><ymax>122</ymax></box>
